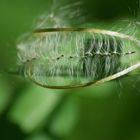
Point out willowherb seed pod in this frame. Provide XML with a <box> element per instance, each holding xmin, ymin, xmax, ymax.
<box><xmin>16</xmin><ymin>1</ymin><xmax>140</xmax><ymax>89</ymax></box>
<box><xmin>17</xmin><ymin>27</ymin><xmax>140</xmax><ymax>89</ymax></box>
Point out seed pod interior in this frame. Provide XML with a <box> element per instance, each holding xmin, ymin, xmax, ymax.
<box><xmin>17</xmin><ymin>28</ymin><xmax>140</xmax><ymax>89</ymax></box>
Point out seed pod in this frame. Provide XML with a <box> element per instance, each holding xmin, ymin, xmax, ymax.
<box><xmin>17</xmin><ymin>28</ymin><xmax>140</xmax><ymax>89</ymax></box>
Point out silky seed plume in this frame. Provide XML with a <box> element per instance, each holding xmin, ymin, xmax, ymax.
<box><xmin>17</xmin><ymin>1</ymin><xmax>140</xmax><ymax>89</ymax></box>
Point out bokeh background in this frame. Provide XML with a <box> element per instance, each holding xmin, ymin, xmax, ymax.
<box><xmin>0</xmin><ymin>0</ymin><xmax>140</xmax><ymax>140</ymax></box>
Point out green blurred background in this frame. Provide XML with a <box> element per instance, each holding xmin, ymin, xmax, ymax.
<box><xmin>1</xmin><ymin>0</ymin><xmax>140</xmax><ymax>140</ymax></box>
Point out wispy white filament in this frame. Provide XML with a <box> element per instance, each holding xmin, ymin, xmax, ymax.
<box><xmin>16</xmin><ymin>1</ymin><xmax>140</xmax><ymax>89</ymax></box>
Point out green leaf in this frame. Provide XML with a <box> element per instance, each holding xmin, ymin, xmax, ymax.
<box><xmin>50</xmin><ymin>95</ymin><xmax>79</xmax><ymax>136</ymax></box>
<box><xmin>8</xmin><ymin>84</ymin><xmax>62</xmax><ymax>133</ymax></box>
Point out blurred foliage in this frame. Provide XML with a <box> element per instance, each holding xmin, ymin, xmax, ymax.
<box><xmin>0</xmin><ymin>0</ymin><xmax>140</xmax><ymax>140</ymax></box>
